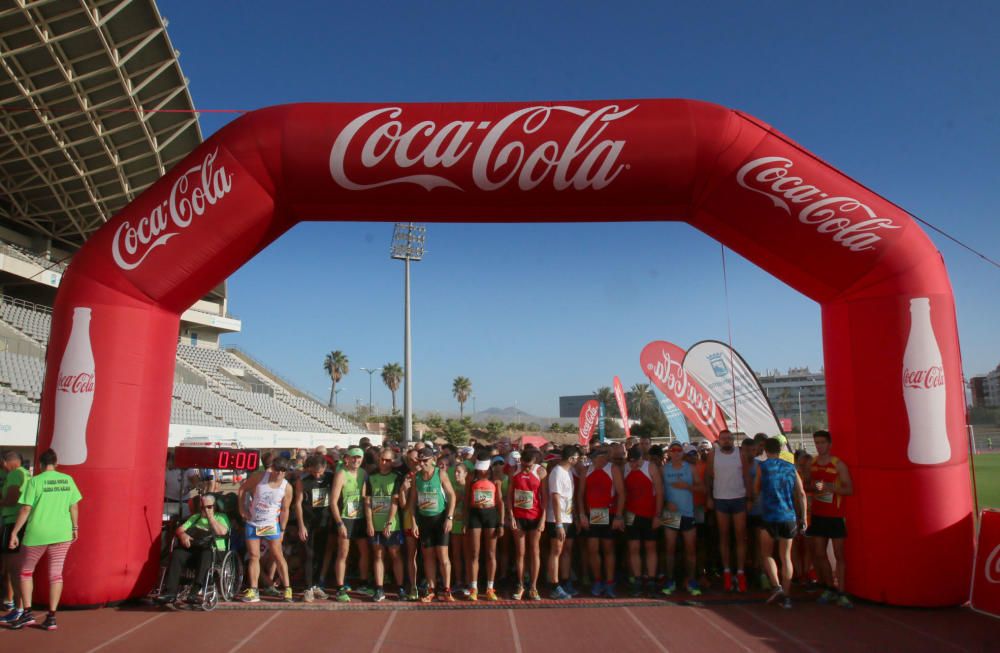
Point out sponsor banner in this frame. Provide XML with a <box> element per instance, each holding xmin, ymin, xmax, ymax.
<box><xmin>613</xmin><ymin>376</ymin><xmax>631</xmax><ymax>438</ymax></box>
<box><xmin>683</xmin><ymin>340</ymin><xmax>782</xmax><ymax>437</ymax></box>
<box><xmin>599</xmin><ymin>400</ymin><xmax>606</xmax><ymax>443</ymax></box>
<box><xmin>652</xmin><ymin>387</ymin><xmax>690</xmax><ymax>443</ymax></box>
<box><xmin>971</xmin><ymin>509</ymin><xmax>1000</xmax><ymax>619</ymax></box>
<box><xmin>578</xmin><ymin>399</ymin><xmax>600</xmax><ymax>446</ymax></box>
<box><xmin>640</xmin><ymin>341</ymin><xmax>728</xmax><ymax>441</ymax></box>
<box><xmin>780</xmin><ymin>418</ymin><xmax>793</xmax><ymax>433</ymax></box>
<box><xmin>167</xmin><ymin>424</ymin><xmax>361</xmax><ymax>449</ymax></box>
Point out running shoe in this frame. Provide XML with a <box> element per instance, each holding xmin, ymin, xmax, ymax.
<box><xmin>723</xmin><ymin>570</ymin><xmax>733</xmax><ymax>592</ymax></box>
<box><xmin>407</xmin><ymin>587</ymin><xmax>420</xmax><ymax>602</ymax></box>
<box><xmin>357</xmin><ymin>584</ymin><xmax>375</xmax><ymax>597</ymax></box>
<box><xmin>737</xmin><ymin>571</ymin><xmax>748</xmax><ymax>593</ymax></box>
<box><xmin>0</xmin><ymin>608</ymin><xmax>22</xmax><ymax>623</ymax></box>
<box><xmin>629</xmin><ymin>578</ymin><xmax>643</xmax><ymax>597</ymax></box>
<box><xmin>550</xmin><ymin>585</ymin><xmax>571</xmax><ymax>600</ymax></box>
<box><xmin>782</xmin><ymin>596</ymin><xmax>793</xmax><ymax>610</ymax></box>
<box><xmin>836</xmin><ymin>594</ymin><xmax>854</xmax><ymax>609</ymax></box>
<box><xmin>687</xmin><ymin>581</ymin><xmax>703</xmax><ymax>597</ymax></box>
<box><xmin>590</xmin><ymin>580</ymin><xmax>605</xmax><ymax>597</ymax></box>
<box><xmin>1</xmin><ymin>601</ymin><xmax>12</xmax><ymax>611</ymax></box>
<box><xmin>604</xmin><ymin>582</ymin><xmax>617</xmax><ymax>599</ymax></box>
<box><xmin>336</xmin><ymin>588</ymin><xmax>351</xmax><ymax>603</ymax></box>
<box><xmin>313</xmin><ymin>586</ymin><xmax>329</xmax><ymax>600</ymax></box>
<box><xmin>528</xmin><ymin>588</ymin><xmax>541</xmax><ymax>601</ymax></box>
<box><xmin>644</xmin><ymin>578</ymin><xmax>658</xmax><ymax>597</ymax></box>
<box><xmin>563</xmin><ymin>580</ymin><xmax>580</xmax><ymax>597</ymax></box>
<box><xmin>759</xmin><ymin>572</ymin><xmax>771</xmax><ymax>590</ymax></box>
<box><xmin>440</xmin><ymin>589</ymin><xmax>455</xmax><ymax>602</ymax></box>
<box><xmin>661</xmin><ymin>580</ymin><xmax>677</xmax><ymax>596</ymax></box>
<box><xmin>302</xmin><ymin>588</ymin><xmax>315</xmax><ymax>603</ymax></box>
<box><xmin>468</xmin><ymin>588</ymin><xmax>479</xmax><ymax>601</ymax></box>
<box><xmin>818</xmin><ymin>589</ymin><xmax>837</xmax><ymax>604</ymax></box>
<box><xmin>240</xmin><ymin>588</ymin><xmax>260</xmax><ymax>603</ymax></box>
<box><xmin>460</xmin><ymin>584</ymin><xmax>471</xmax><ymax>598</ymax></box>
<box><xmin>374</xmin><ymin>588</ymin><xmax>386</xmax><ymax>602</ymax></box>
<box><xmin>511</xmin><ymin>585</ymin><xmax>525</xmax><ymax>601</ymax></box>
<box><xmin>398</xmin><ymin>586</ymin><xmax>408</xmax><ymax>602</ymax></box>
<box><xmin>283</xmin><ymin>587</ymin><xmax>294</xmax><ymax>603</ymax></box>
<box><xmin>41</xmin><ymin>612</ymin><xmax>57</xmax><ymax>631</ymax></box>
<box><xmin>261</xmin><ymin>585</ymin><xmax>281</xmax><ymax>598</ymax></box>
<box><xmin>420</xmin><ymin>591</ymin><xmax>436</xmax><ymax>603</ymax></box>
<box><xmin>8</xmin><ymin>611</ymin><xmax>35</xmax><ymax>630</ymax></box>
<box><xmin>766</xmin><ymin>588</ymin><xmax>784</xmax><ymax>605</ymax></box>
<box><xmin>484</xmin><ymin>588</ymin><xmax>499</xmax><ymax>601</ymax></box>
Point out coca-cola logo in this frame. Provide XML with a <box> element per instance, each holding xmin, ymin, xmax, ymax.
<box><xmin>579</xmin><ymin>399</ymin><xmax>600</xmax><ymax>444</ymax></box>
<box><xmin>640</xmin><ymin>343</ymin><xmax>726</xmax><ymax>437</ymax></box>
<box><xmin>903</xmin><ymin>365</ymin><xmax>945</xmax><ymax>389</ymax></box>
<box><xmin>986</xmin><ymin>544</ymin><xmax>1000</xmax><ymax>584</ymax></box>
<box><xmin>112</xmin><ymin>149</ymin><xmax>233</xmax><ymax>271</ymax></box>
<box><xmin>329</xmin><ymin>104</ymin><xmax>636</xmax><ymax>193</ymax></box>
<box><xmin>736</xmin><ymin>156</ymin><xmax>900</xmax><ymax>253</ymax></box>
<box><xmin>57</xmin><ymin>372</ymin><xmax>95</xmax><ymax>394</ymax></box>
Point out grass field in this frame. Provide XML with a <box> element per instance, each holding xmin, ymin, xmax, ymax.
<box><xmin>973</xmin><ymin>452</ymin><xmax>1000</xmax><ymax>510</ymax></box>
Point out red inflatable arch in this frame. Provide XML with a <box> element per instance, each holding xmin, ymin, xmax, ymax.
<box><xmin>38</xmin><ymin>100</ymin><xmax>972</xmax><ymax>607</ymax></box>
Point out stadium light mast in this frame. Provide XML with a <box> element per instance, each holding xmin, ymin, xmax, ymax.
<box><xmin>360</xmin><ymin>367</ymin><xmax>382</xmax><ymax>418</ymax></box>
<box><xmin>391</xmin><ymin>223</ymin><xmax>426</xmax><ymax>443</ymax></box>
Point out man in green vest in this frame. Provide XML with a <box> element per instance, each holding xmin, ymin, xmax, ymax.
<box><xmin>330</xmin><ymin>446</ymin><xmax>370</xmax><ymax>602</ymax></box>
<box><xmin>364</xmin><ymin>447</ymin><xmax>405</xmax><ymax>602</ymax></box>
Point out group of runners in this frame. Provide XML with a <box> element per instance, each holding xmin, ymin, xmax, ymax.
<box><xmin>201</xmin><ymin>428</ymin><xmax>852</xmax><ymax>609</ymax></box>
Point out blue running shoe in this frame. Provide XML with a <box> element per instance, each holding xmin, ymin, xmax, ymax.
<box><xmin>0</xmin><ymin>608</ymin><xmax>22</xmax><ymax>623</ymax></box>
<box><xmin>604</xmin><ymin>582</ymin><xmax>617</xmax><ymax>599</ymax></box>
<box><xmin>661</xmin><ymin>580</ymin><xmax>677</xmax><ymax>596</ymax></box>
<box><xmin>563</xmin><ymin>580</ymin><xmax>580</xmax><ymax>597</ymax></box>
<box><xmin>590</xmin><ymin>580</ymin><xmax>605</xmax><ymax>597</ymax></box>
<box><xmin>550</xmin><ymin>585</ymin><xmax>571</xmax><ymax>600</ymax></box>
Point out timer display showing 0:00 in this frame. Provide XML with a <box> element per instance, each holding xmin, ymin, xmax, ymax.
<box><xmin>216</xmin><ymin>450</ymin><xmax>259</xmax><ymax>470</ymax></box>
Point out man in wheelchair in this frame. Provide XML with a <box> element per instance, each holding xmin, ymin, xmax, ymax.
<box><xmin>156</xmin><ymin>493</ymin><xmax>231</xmax><ymax>605</ymax></box>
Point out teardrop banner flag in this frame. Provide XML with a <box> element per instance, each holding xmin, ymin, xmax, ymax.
<box><xmin>613</xmin><ymin>375</ymin><xmax>631</xmax><ymax>438</ymax></box>
<box><xmin>652</xmin><ymin>386</ymin><xmax>691</xmax><ymax>443</ymax></box>
<box><xmin>640</xmin><ymin>340</ymin><xmax>729</xmax><ymax>441</ymax></box>
<box><xmin>579</xmin><ymin>399</ymin><xmax>600</xmax><ymax>446</ymax></box>
<box><xmin>683</xmin><ymin>340</ymin><xmax>783</xmax><ymax>436</ymax></box>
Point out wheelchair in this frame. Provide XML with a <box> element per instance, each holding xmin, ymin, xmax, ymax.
<box><xmin>152</xmin><ymin>499</ymin><xmax>243</xmax><ymax>611</ymax></box>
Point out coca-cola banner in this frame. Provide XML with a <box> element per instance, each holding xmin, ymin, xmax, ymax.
<box><xmin>639</xmin><ymin>341</ymin><xmax>728</xmax><ymax>441</ymax></box>
<box><xmin>578</xmin><ymin>399</ymin><xmax>600</xmax><ymax>446</ymax></box>
<box><xmin>652</xmin><ymin>386</ymin><xmax>690</xmax><ymax>443</ymax></box>
<box><xmin>613</xmin><ymin>376</ymin><xmax>630</xmax><ymax>438</ymax></box>
<box><xmin>683</xmin><ymin>340</ymin><xmax>783</xmax><ymax>437</ymax></box>
<box><xmin>970</xmin><ymin>510</ymin><xmax>1000</xmax><ymax>618</ymax></box>
<box><xmin>43</xmin><ymin>99</ymin><xmax>971</xmax><ymax>608</ymax></box>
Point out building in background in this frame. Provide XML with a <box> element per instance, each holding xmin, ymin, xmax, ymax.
<box><xmin>559</xmin><ymin>393</ymin><xmax>634</xmax><ymax>419</ymax></box>
<box><xmin>970</xmin><ymin>365</ymin><xmax>1000</xmax><ymax>408</ymax></box>
<box><xmin>757</xmin><ymin>367</ymin><xmax>827</xmax><ymax>430</ymax></box>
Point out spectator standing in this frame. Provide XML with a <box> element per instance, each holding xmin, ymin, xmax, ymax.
<box><xmin>6</xmin><ymin>449</ymin><xmax>81</xmax><ymax>631</ymax></box>
<box><xmin>0</xmin><ymin>452</ymin><xmax>28</xmax><ymax>622</ymax></box>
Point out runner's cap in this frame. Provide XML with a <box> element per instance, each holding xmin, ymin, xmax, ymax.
<box><xmin>347</xmin><ymin>447</ymin><xmax>364</xmax><ymax>457</ymax></box>
<box><xmin>475</xmin><ymin>459</ymin><xmax>491</xmax><ymax>471</ymax></box>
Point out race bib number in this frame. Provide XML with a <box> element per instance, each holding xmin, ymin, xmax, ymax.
<box><xmin>473</xmin><ymin>489</ymin><xmax>495</xmax><ymax>508</ymax></box>
<box><xmin>589</xmin><ymin>507</ymin><xmax>610</xmax><ymax>526</ymax></box>
<box><xmin>343</xmin><ymin>498</ymin><xmax>360</xmax><ymax>518</ymax></box>
<box><xmin>418</xmin><ymin>492</ymin><xmax>438</xmax><ymax>512</ymax></box>
<box><xmin>514</xmin><ymin>489</ymin><xmax>534</xmax><ymax>510</ymax></box>
<box><xmin>816</xmin><ymin>492</ymin><xmax>834</xmax><ymax>504</ymax></box>
<box><xmin>625</xmin><ymin>511</ymin><xmax>636</xmax><ymax>527</ymax></box>
<box><xmin>311</xmin><ymin>488</ymin><xmax>330</xmax><ymax>508</ymax></box>
<box><xmin>255</xmin><ymin>524</ymin><xmax>277</xmax><ymax>537</ymax></box>
<box><xmin>663</xmin><ymin>511</ymin><xmax>682</xmax><ymax>529</ymax></box>
<box><xmin>371</xmin><ymin>496</ymin><xmax>391</xmax><ymax>514</ymax></box>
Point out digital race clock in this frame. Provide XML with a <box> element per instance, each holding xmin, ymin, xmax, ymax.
<box><xmin>173</xmin><ymin>447</ymin><xmax>260</xmax><ymax>471</ymax></box>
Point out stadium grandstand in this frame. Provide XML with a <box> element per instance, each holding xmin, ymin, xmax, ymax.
<box><xmin>0</xmin><ymin>0</ymin><xmax>366</xmax><ymax>452</ymax></box>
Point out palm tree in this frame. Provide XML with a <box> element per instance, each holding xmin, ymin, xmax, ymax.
<box><xmin>323</xmin><ymin>350</ymin><xmax>349</xmax><ymax>410</ymax></box>
<box><xmin>452</xmin><ymin>376</ymin><xmax>472</xmax><ymax>418</ymax></box>
<box><xmin>381</xmin><ymin>363</ymin><xmax>404</xmax><ymax>413</ymax></box>
<box><xmin>594</xmin><ymin>386</ymin><xmax>616</xmax><ymax>416</ymax></box>
<box><xmin>629</xmin><ymin>383</ymin><xmax>654</xmax><ymax>420</ymax></box>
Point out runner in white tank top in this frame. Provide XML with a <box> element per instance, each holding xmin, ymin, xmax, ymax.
<box><xmin>238</xmin><ymin>458</ymin><xmax>293</xmax><ymax>603</ymax></box>
<box><xmin>250</xmin><ymin>471</ymin><xmax>288</xmax><ymax>529</ymax></box>
<box><xmin>705</xmin><ymin>430</ymin><xmax>750</xmax><ymax>593</ymax></box>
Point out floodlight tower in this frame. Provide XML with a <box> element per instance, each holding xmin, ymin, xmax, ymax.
<box><xmin>390</xmin><ymin>223</ymin><xmax>426</xmax><ymax>443</ymax></box>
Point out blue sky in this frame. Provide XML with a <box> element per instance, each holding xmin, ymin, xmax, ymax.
<box><xmin>160</xmin><ymin>1</ymin><xmax>1000</xmax><ymax>417</ymax></box>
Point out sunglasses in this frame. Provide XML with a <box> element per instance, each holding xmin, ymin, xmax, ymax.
<box><xmin>380</xmin><ymin>458</ymin><xmax>394</xmax><ymax>463</ymax></box>
<box><xmin>202</xmin><ymin>504</ymin><xmax>215</xmax><ymax>509</ymax></box>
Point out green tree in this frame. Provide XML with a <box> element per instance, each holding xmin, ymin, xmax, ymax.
<box><xmin>442</xmin><ymin>419</ymin><xmax>470</xmax><ymax>446</ymax></box>
<box><xmin>485</xmin><ymin>420</ymin><xmax>505</xmax><ymax>440</ymax></box>
<box><xmin>452</xmin><ymin>376</ymin><xmax>473</xmax><ymax>418</ymax></box>
<box><xmin>385</xmin><ymin>414</ymin><xmax>405</xmax><ymax>441</ymax></box>
<box><xmin>548</xmin><ymin>422</ymin><xmax>561</xmax><ymax>432</ymax></box>
<box><xmin>526</xmin><ymin>422</ymin><xmax>541</xmax><ymax>432</ymax></box>
<box><xmin>323</xmin><ymin>350</ymin><xmax>349</xmax><ymax>410</ymax></box>
<box><xmin>425</xmin><ymin>413</ymin><xmax>444</xmax><ymax>429</ymax></box>
<box><xmin>460</xmin><ymin>416</ymin><xmax>473</xmax><ymax>429</ymax></box>
<box><xmin>629</xmin><ymin>383</ymin><xmax>654</xmax><ymax>420</ymax></box>
<box><xmin>381</xmin><ymin>363</ymin><xmax>404</xmax><ymax>414</ymax></box>
<box><xmin>594</xmin><ymin>386</ymin><xmax>617</xmax><ymax>416</ymax></box>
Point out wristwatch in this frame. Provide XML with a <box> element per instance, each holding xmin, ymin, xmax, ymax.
<box><xmin>446</xmin><ymin>515</ymin><xmax>454</xmax><ymax>521</ymax></box>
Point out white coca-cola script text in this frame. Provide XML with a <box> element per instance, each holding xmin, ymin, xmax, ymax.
<box><xmin>57</xmin><ymin>372</ymin><xmax>95</xmax><ymax>394</ymax></box>
<box><xmin>647</xmin><ymin>349</ymin><xmax>720</xmax><ymax>428</ymax></box>
<box><xmin>581</xmin><ymin>403</ymin><xmax>599</xmax><ymax>436</ymax></box>
<box><xmin>330</xmin><ymin>105</ymin><xmax>636</xmax><ymax>192</ymax></box>
<box><xmin>736</xmin><ymin>156</ymin><xmax>900</xmax><ymax>253</ymax></box>
<box><xmin>903</xmin><ymin>366</ymin><xmax>945</xmax><ymax>389</ymax></box>
<box><xmin>112</xmin><ymin>149</ymin><xmax>233</xmax><ymax>271</ymax></box>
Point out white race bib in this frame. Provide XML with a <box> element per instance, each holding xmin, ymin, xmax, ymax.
<box><xmin>255</xmin><ymin>524</ymin><xmax>277</xmax><ymax>537</ymax></box>
<box><xmin>311</xmin><ymin>488</ymin><xmax>330</xmax><ymax>508</ymax></box>
<box><xmin>624</xmin><ymin>511</ymin><xmax>636</xmax><ymax>526</ymax></box>
<box><xmin>663</xmin><ymin>511</ymin><xmax>682</xmax><ymax>530</ymax></box>
<box><xmin>514</xmin><ymin>489</ymin><xmax>534</xmax><ymax>510</ymax></box>
<box><xmin>589</xmin><ymin>507</ymin><xmax>610</xmax><ymax>526</ymax></box>
<box><xmin>418</xmin><ymin>491</ymin><xmax>438</xmax><ymax>512</ymax></box>
<box><xmin>343</xmin><ymin>498</ymin><xmax>360</xmax><ymax>518</ymax></box>
<box><xmin>473</xmin><ymin>489</ymin><xmax>495</xmax><ymax>508</ymax></box>
<box><xmin>371</xmin><ymin>496</ymin><xmax>391</xmax><ymax>514</ymax></box>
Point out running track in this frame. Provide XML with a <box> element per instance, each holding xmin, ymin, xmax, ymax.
<box><xmin>2</xmin><ymin>598</ymin><xmax>996</xmax><ymax>652</ymax></box>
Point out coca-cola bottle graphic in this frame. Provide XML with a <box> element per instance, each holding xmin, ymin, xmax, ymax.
<box><xmin>50</xmin><ymin>307</ymin><xmax>95</xmax><ymax>465</ymax></box>
<box><xmin>903</xmin><ymin>297</ymin><xmax>950</xmax><ymax>465</ymax></box>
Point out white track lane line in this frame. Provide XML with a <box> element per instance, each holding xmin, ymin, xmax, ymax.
<box><xmin>689</xmin><ymin>607</ymin><xmax>754</xmax><ymax>653</ymax></box>
<box><xmin>735</xmin><ymin>605</ymin><xmax>822</xmax><ymax>653</ymax></box>
<box><xmin>624</xmin><ymin>607</ymin><xmax>671</xmax><ymax>653</ymax></box>
<box><xmin>226</xmin><ymin>610</ymin><xmax>283</xmax><ymax>653</ymax></box>
<box><xmin>371</xmin><ymin>609</ymin><xmax>398</xmax><ymax>653</ymax></box>
<box><xmin>507</xmin><ymin>608</ymin><xmax>523</xmax><ymax>653</ymax></box>
<box><xmin>86</xmin><ymin>613</ymin><xmax>166</xmax><ymax>653</ymax></box>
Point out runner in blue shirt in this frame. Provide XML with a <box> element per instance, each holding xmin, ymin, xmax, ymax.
<box><xmin>754</xmin><ymin>437</ymin><xmax>806</xmax><ymax>609</ymax></box>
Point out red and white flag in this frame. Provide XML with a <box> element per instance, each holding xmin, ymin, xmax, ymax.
<box><xmin>578</xmin><ymin>399</ymin><xmax>600</xmax><ymax>446</ymax></box>
<box><xmin>613</xmin><ymin>376</ymin><xmax>631</xmax><ymax>438</ymax></box>
<box><xmin>640</xmin><ymin>341</ymin><xmax>729</xmax><ymax>441</ymax></box>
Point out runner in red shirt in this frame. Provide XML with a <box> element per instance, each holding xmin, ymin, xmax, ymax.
<box><xmin>507</xmin><ymin>450</ymin><xmax>546</xmax><ymax>601</ymax></box>
<box><xmin>577</xmin><ymin>445</ymin><xmax>626</xmax><ymax>598</ymax></box>
<box><xmin>624</xmin><ymin>446</ymin><xmax>664</xmax><ymax>596</ymax></box>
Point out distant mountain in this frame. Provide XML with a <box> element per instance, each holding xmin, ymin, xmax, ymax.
<box><xmin>476</xmin><ymin>406</ymin><xmax>539</xmax><ymax>420</ymax></box>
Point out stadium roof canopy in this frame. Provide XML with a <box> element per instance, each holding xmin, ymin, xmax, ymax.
<box><xmin>0</xmin><ymin>0</ymin><xmax>202</xmax><ymax>250</ymax></box>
